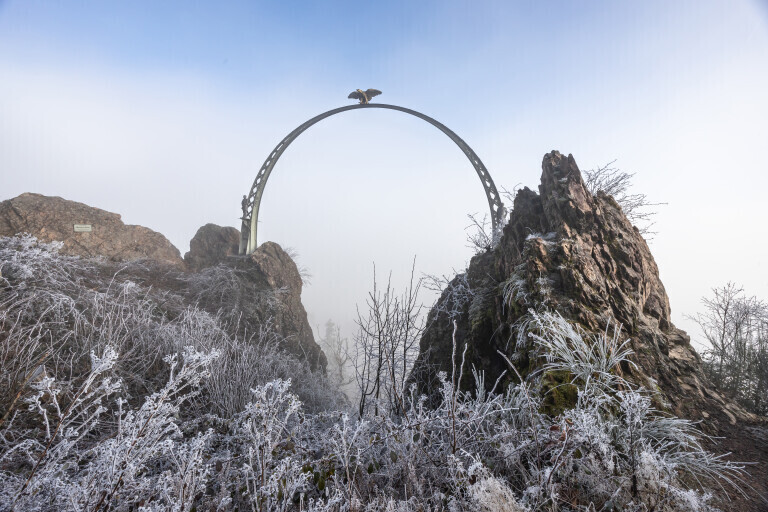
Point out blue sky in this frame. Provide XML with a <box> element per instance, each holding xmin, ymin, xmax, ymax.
<box><xmin>2</xmin><ymin>1</ymin><xmax>768</xmax><ymax>343</ymax></box>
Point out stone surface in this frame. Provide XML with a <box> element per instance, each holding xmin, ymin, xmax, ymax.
<box><xmin>181</xmin><ymin>229</ymin><xmax>324</xmax><ymax>370</ymax></box>
<box><xmin>184</xmin><ymin>223</ymin><xmax>240</xmax><ymax>271</ymax></box>
<box><xmin>0</xmin><ymin>193</ymin><xmax>183</xmax><ymax>265</ymax></box>
<box><xmin>415</xmin><ymin>151</ymin><xmax>754</xmax><ymax>424</ymax></box>
<box><xmin>211</xmin><ymin>242</ymin><xmax>326</xmax><ymax>371</ymax></box>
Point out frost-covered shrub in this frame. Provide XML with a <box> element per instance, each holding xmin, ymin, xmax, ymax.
<box><xmin>582</xmin><ymin>161</ymin><xmax>664</xmax><ymax>237</ymax></box>
<box><xmin>518</xmin><ymin>311</ymin><xmax>746</xmax><ymax>511</ymax></box>
<box><xmin>424</xmin><ymin>272</ymin><xmax>475</xmax><ymax>321</ymax></box>
<box><xmin>0</xmin><ymin>236</ymin><xmax>748</xmax><ymax>511</ymax></box>
<box><xmin>466</xmin><ymin>211</ymin><xmax>506</xmax><ymax>253</ymax></box>
<box><xmin>1</xmin><ymin>346</ymin><xmax>217</xmax><ymax>512</ymax></box>
<box><xmin>0</xmin><ymin>235</ymin><xmax>341</xmax><ymax>418</ymax></box>
<box><xmin>468</xmin><ymin>464</ymin><xmax>529</xmax><ymax>512</ymax></box>
<box><xmin>233</xmin><ymin>380</ymin><xmax>310</xmax><ymax>510</ymax></box>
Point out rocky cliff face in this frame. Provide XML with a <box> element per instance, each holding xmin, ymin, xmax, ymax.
<box><xmin>415</xmin><ymin>151</ymin><xmax>750</xmax><ymax>426</ymax></box>
<box><xmin>0</xmin><ymin>193</ymin><xmax>183</xmax><ymax>265</ymax></box>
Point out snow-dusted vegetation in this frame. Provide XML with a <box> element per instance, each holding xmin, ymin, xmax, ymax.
<box><xmin>0</xmin><ymin>236</ymin><xmax>746</xmax><ymax>511</ymax></box>
<box><xmin>692</xmin><ymin>283</ymin><xmax>768</xmax><ymax>417</ymax></box>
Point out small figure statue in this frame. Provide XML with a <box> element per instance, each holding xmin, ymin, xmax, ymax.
<box><xmin>241</xmin><ymin>195</ymin><xmax>249</xmax><ymax>219</ymax></box>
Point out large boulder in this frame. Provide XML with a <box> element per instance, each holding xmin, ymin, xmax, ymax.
<box><xmin>197</xmin><ymin>241</ymin><xmax>326</xmax><ymax>372</ymax></box>
<box><xmin>0</xmin><ymin>193</ymin><xmax>182</xmax><ymax>265</ymax></box>
<box><xmin>184</xmin><ymin>223</ymin><xmax>240</xmax><ymax>271</ymax></box>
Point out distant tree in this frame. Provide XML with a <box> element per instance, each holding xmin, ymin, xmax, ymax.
<box><xmin>691</xmin><ymin>283</ymin><xmax>768</xmax><ymax>415</ymax></box>
<box><xmin>583</xmin><ymin>160</ymin><xmax>665</xmax><ymax>237</ymax></box>
<box><xmin>319</xmin><ymin>319</ymin><xmax>353</xmax><ymax>389</ymax></box>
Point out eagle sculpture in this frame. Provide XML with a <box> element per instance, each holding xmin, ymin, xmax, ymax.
<box><xmin>348</xmin><ymin>88</ymin><xmax>382</xmax><ymax>104</ymax></box>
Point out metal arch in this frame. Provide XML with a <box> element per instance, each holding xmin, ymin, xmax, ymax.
<box><xmin>240</xmin><ymin>103</ymin><xmax>504</xmax><ymax>254</ymax></box>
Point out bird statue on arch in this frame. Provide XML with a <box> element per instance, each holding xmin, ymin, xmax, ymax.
<box><xmin>348</xmin><ymin>88</ymin><xmax>382</xmax><ymax>104</ymax></box>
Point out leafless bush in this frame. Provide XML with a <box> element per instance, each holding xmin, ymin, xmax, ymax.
<box><xmin>466</xmin><ymin>211</ymin><xmax>507</xmax><ymax>253</ymax></box>
<box><xmin>691</xmin><ymin>283</ymin><xmax>768</xmax><ymax>416</ymax></box>
<box><xmin>284</xmin><ymin>246</ymin><xmax>313</xmax><ymax>286</ymax></box>
<box><xmin>353</xmin><ymin>264</ymin><xmax>424</xmax><ymax>418</ymax></box>
<box><xmin>583</xmin><ymin>161</ymin><xmax>665</xmax><ymax>237</ymax></box>
<box><xmin>423</xmin><ymin>271</ymin><xmax>474</xmax><ymax>322</ymax></box>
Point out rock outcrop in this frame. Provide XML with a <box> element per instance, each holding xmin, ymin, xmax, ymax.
<box><xmin>415</xmin><ymin>150</ymin><xmax>768</xmax><ymax>508</ymax></box>
<box><xmin>0</xmin><ymin>193</ymin><xmax>183</xmax><ymax>265</ymax></box>
<box><xmin>184</xmin><ymin>223</ymin><xmax>241</xmax><ymax>271</ymax></box>
<box><xmin>246</xmin><ymin>242</ymin><xmax>325</xmax><ymax>370</ymax></box>
<box><xmin>415</xmin><ymin>151</ymin><xmax>751</xmax><ymax>425</ymax></box>
<box><xmin>0</xmin><ymin>193</ymin><xmax>325</xmax><ymax>372</ymax></box>
<box><xmin>192</xmin><ymin>241</ymin><xmax>326</xmax><ymax>371</ymax></box>
<box><xmin>181</xmin><ymin>223</ymin><xmax>323</xmax><ymax>369</ymax></box>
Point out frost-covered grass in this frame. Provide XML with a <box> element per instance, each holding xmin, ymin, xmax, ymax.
<box><xmin>0</xmin><ymin>236</ymin><xmax>747</xmax><ymax>511</ymax></box>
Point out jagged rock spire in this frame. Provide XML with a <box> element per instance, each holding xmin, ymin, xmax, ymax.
<box><xmin>414</xmin><ymin>151</ymin><xmax>751</xmax><ymax>426</ymax></box>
